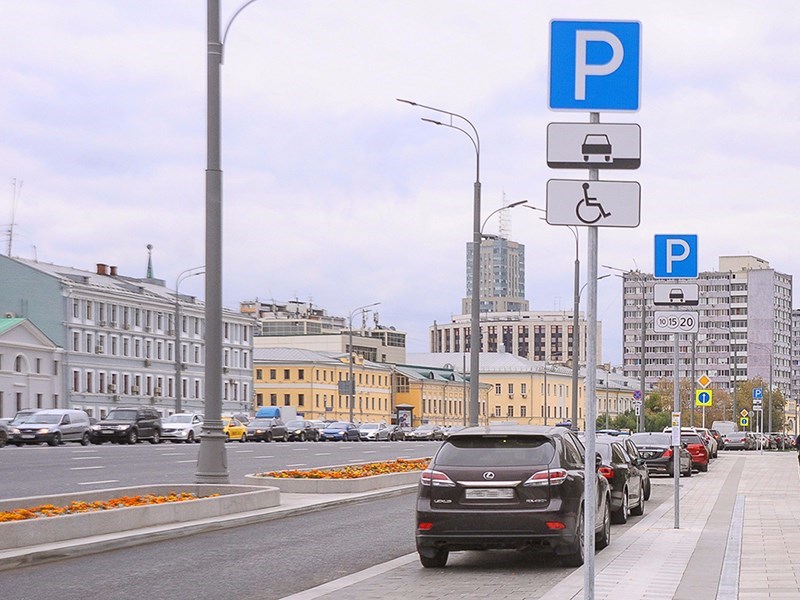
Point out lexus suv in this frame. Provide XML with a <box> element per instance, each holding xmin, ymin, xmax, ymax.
<box><xmin>415</xmin><ymin>425</ymin><xmax>611</xmax><ymax>568</ymax></box>
<box><xmin>90</xmin><ymin>407</ymin><xmax>162</xmax><ymax>444</ymax></box>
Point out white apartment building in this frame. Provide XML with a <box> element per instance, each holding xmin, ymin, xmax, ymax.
<box><xmin>620</xmin><ymin>256</ymin><xmax>792</xmax><ymax>402</ymax></box>
<box><xmin>0</xmin><ymin>255</ymin><xmax>254</xmax><ymax>418</ymax></box>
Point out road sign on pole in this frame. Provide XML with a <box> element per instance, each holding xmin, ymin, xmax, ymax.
<box><xmin>549</xmin><ymin>20</ymin><xmax>642</xmax><ymax>111</ymax></box>
<box><xmin>653</xmin><ymin>283</ymin><xmax>700</xmax><ymax>306</ymax></box>
<box><xmin>546</xmin><ymin>179</ymin><xmax>640</xmax><ymax>227</ymax></box>
<box><xmin>695</xmin><ymin>389</ymin><xmax>713</xmax><ymax>407</ymax></box>
<box><xmin>653</xmin><ymin>311</ymin><xmax>700</xmax><ymax>334</ymax></box>
<box><xmin>654</xmin><ymin>235</ymin><xmax>699</xmax><ymax>279</ymax></box>
<box><xmin>547</xmin><ymin>123</ymin><xmax>641</xmax><ymax>169</ymax></box>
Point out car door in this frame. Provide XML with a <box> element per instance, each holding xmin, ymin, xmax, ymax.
<box><xmin>614</xmin><ymin>443</ymin><xmax>640</xmax><ymax>502</ymax></box>
<box><xmin>60</xmin><ymin>414</ymin><xmax>75</xmax><ymax>441</ymax></box>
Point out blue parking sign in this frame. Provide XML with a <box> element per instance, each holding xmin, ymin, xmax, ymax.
<box><xmin>753</xmin><ymin>388</ymin><xmax>763</xmax><ymax>400</ymax></box>
<box><xmin>549</xmin><ymin>20</ymin><xmax>641</xmax><ymax>111</ymax></box>
<box><xmin>654</xmin><ymin>235</ymin><xmax>698</xmax><ymax>279</ymax></box>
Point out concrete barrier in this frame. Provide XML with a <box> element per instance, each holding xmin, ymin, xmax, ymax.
<box><xmin>0</xmin><ymin>484</ymin><xmax>279</xmax><ymax>551</ymax></box>
<box><xmin>245</xmin><ymin>470</ymin><xmax>421</xmax><ymax>493</ymax></box>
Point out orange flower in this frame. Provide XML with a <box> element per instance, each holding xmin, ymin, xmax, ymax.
<box><xmin>257</xmin><ymin>458</ymin><xmax>431</xmax><ymax>480</ymax></box>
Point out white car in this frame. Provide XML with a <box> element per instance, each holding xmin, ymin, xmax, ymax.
<box><xmin>161</xmin><ymin>413</ymin><xmax>204</xmax><ymax>443</ymax></box>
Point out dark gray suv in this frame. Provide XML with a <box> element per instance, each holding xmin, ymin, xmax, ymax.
<box><xmin>415</xmin><ymin>425</ymin><xmax>611</xmax><ymax>568</ymax></box>
<box><xmin>90</xmin><ymin>407</ymin><xmax>162</xmax><ymax>444</ymax></box>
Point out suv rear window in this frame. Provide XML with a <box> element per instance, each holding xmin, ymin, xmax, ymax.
<box><xmin>434</xmin><ymin>435</ymin><xmax>555</xmax><ymax>467</ymax></box>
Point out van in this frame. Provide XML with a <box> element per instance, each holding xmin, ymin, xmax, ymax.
<box><xmin>11</xmin><ymin>409</ymin><xmax>91</xmax><ymax>446</ymax></box>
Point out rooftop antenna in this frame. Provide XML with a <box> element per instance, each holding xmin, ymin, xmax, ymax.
<box><xmin>146</xmin><ymin>243</ymin><xmax>154</xmax><ymax>278</ymax></box>
<box><xmin>498</xmin><ymin>189</ymin><xmax>512</xmax><ymax>240</ymax></box>
<box><xmin>7</xmin><ymin>178</ymin><xmax>22</xmax><ymax>256</ymax></box>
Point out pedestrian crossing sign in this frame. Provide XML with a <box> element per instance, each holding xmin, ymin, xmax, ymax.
<box><xmin>695</xmin><ymin>389</ymin><xmax>713</xmax><ymax>407</ymax></box>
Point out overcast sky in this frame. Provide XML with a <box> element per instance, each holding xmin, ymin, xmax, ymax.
<box><xmin>2</xmin><ymin>1</ymin><xmax>799</xmax><ymax>363</ymax></box>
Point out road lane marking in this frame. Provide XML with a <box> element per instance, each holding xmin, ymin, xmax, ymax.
<box><xmin>361</xmin><ymin>451</ymin><xmax>377</xmax><ymax>454</ymax></box>
<box><xmin>161</xmin><ymin>453</ymin><xmax>186</xmax><ymax>456</ymax></box>
<box><xmin>177</xmin><ymin>460</ymin><xmax>196</xmax><ymax>463</ymax></box>
<box><xmin>255</xmin><ymin>456</ymin><xmax>275</xmax><ymax>459</ymax></box>
<box><xmin>72</xmin><ymin>450</ymin><xmax>98</xmax><ymax>454</ymax></box>
<box><xmin>78</xmin><ymin>480</ymin><xmax>120</xmax><ymax>486</ymax></box>
<box><xmin>235</xmin><ymin>450</ymin><xmax>254</xmax><ymax>453</ymax></box>
<box><xmin>70</xmin><ymin>466</ymin><xmax>104</xmax><ymax>471</ymax></box>
<box><xmin>315</xmin><ymin>453</ymin><xmax>331</xmax><ymax>456</ymax></box>
<box><xmin>72</xmin><ymin>456</ymin><xmax>102</xmax><ymax>460</ymax></box>
<box><xmin>286</xmin><ymin>463</ymin><xmax>307</xmax><ymax>467</ymax></box>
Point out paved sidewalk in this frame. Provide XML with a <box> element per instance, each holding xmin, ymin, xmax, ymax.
<box><xmin>285</xmin><ymin>452</ymin><xmax>800</xmax><ymax>600</ymax></box>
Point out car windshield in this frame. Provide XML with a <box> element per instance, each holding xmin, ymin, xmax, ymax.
<box><xmin>10</xmin><ymin>412</ymin><xmax>38</xmax><ymax>424</ymax></box>
<box><xmin>416</xmin><ymin>425</ymin><xmax>435</xmax><ymax>431</ymax></box>
<box><xmin>434</xmin><ymin>435</ymin><xmax>555</xmax><ymax>467</ymax></box>
<box><xmin>286</xmin><ymin>420</ymin><xmax>304</xmax><ymax>428</ymax></box>
<box><xmin>630</xmin><ymin>433</ymin><xmax>671</xmax><ymax>446</ymax></box>
<box><xmin>164</xmin><ymin>415</ymin><xmax>193</xmax><ymax>424</ymax></box>
<box><xmin>26</xmin><ymin>413</ymin><xmax>62</xmax><ymax>424</ymax></box>
<box><xmin>326</xmin><ymin>422</ymin><xmax>349</xmax><ymax>429</ymax></box>
<box><xmin>105</xmin><ymin>410</ymin><xmax>138</xmax><ymax>421</ymax></box>
<box><xmin>360</xmin><ymin>424</ymin><xmax>379</xmax><ymax>430</ymax></box>
<box><xmin>249</xmin><ymin>419</ymin><xmax>273</xmax><ymax>426</ymax></box>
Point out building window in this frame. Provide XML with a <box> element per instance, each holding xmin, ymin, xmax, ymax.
<box><xmin>298</xmin><ymin>369</ymin><xmax>305</xmax><ymax>380</ymax></box>
<box><xmin>507</xmin><ymin>405</ymin><xmax>514</xmax><ymax>417</ymax></box>
<box><xmin>298</xmin><ymin>394</ymin><xmax>305</xmax><ymax>407</ymax></box>
<box><xmin>508</xmin><ymin>383</ymin><xmax>514</xmax><ymax>395</ymax></box>
<box><xmin>270</xmin><ymin>369</ymin><xmax>276</xmax><ymax>380</ymax></box>
<box><xmin>495</xmin><ymin>383</ymin><xmax>501</xmax><ymax>394</ymax></box>
<box><xmin>256</xmin><ymin>369</ymin><xmax>263</xmax><ymax>380</ymax></box>
<box><xmin>494</xmin><ymin>406</ymin><xmax>502</xmax><ymax>417</ymax></box>
<box><xmin>283</xmin><ymin>369</ymin><xmax>290</xmax><ymax>380</ymax></box>
<box><xmin>520</xmin><ymin>405</ymin><xmax>527</xmax><ymax>418</ymax></box>
<box><xmin>283</xmin><ymin>394</ymin><xmax>291</xmax><ymax>406</ymax></box>
<box><xmin>256</xmin><ymin>393</ymin><xmax>263</xmax><ymax>407</ymax></box>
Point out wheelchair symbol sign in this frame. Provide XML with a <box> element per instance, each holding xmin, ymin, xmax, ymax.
<box><xmin>546</xmin><ymin>179</ymin><xmax>640</xmax><ymax>228</ymax></box>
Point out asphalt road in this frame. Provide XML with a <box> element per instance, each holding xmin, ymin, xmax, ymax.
<box><xmin>0</xmin><ymin>439</ymin><xmax>437</xmax><ymax>499</ymax></box>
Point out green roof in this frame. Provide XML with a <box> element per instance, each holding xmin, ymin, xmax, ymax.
<box><xmin>0</xmin><ymin>318</ymin><xmax>26</xmax><ymax>335</ymax></box>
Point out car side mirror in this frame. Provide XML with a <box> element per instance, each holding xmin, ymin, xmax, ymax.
<box><xmin>595</xmin><ymin>453</ymin><xmax>602</xmax><ymax>470</ymax></box>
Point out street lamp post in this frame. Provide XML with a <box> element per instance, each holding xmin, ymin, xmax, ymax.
<box><xmin>527</xmin><ymin>206</ymin><xmax>581</xmax><ymax>430</ymax></box>
<box><xmin>198</xmin><ymin>0</ymin><xmax>263</xmax><ymax>484</ymax></box>
<box><xmin>175</xmin><ymin>266</ymin><xmax>205</xmax><ymax>414</ymax></box>
<box><xmin>348</xmin><ymin>302</ymin><xmax>380</xmax><ymax>423</ymax></box>
<box><xmin>398</xmin><ymin>98</ymin><xmax>482</xmax><ymax>427</ymax></box>
<box><xmin>604</xmin><ymin>266</ymin><xmax>647</xmax><ymax>432</ymax></box>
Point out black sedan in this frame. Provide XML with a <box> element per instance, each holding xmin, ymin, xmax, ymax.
<box><xmin>319</xmin><ymin>422</ymin><xmax>360</xmax><ymax>441</ymax></box>
<box><xmin>385</xmin><ymin>424</ymin><xmax>406</xmax><ymax>441</ymax></box>
<box><xmin>595</xmin><ymin>439</ymin><xmax>645</xmax><ymax>524</ymax></box>
<box><xmin>628</xmin><ymin>432</ymin><xmax>692</xmax><ymax>477</ymax></box>
<box><xmin>246</xmin><ymin>418</ymin><xmax>288</xmax><ymax>442</ymax></box>
<box><xmin>285</xmin><ymin>420</ymin><xmax>320</xmax><ymax>442</ymax></box>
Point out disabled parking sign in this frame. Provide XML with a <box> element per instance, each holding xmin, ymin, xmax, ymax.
<box><xmin>549</xmin><ymin>20</ymin><xmax>641</xmax><ymax>111</ymax></box>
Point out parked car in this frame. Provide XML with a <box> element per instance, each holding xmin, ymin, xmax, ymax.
<box><xmin>0</xmin><ymin>421</ymin><xmax>9</xmax><ymax>448</ymax></box>
<box><xmin>415</xmin><ymin>425</ymin><xmax>611</xmax><ymax>568</ymax></box>
<box><xmin>386</xmin><ymin>424</ymin><xmax>406</xmax><ymax>441</ymax></box>
<box><xmin>219</xmin><ymin>418</ymin><xmax>245</xmax><ymax>442</ymax></box>
<box><xmin>90</xmin><ymin>407</ymin><xmax>162</xmax><ymax>444</ymax></box>
<box><xmin>628</xmin><ymin>432</ymin><xmax>692</xmax><ymax>477</ymax></box>
<box><xmin>285</xmin><ymin>420</ymin><xmax>319</xmax><ymax>442</ymax></box>
<box><xmin>319</xmin><ymin>421</ymin><xmax>360</xmax><ymax>442</ymax></box>
<box><xmin>595</xmin><ymin>439</ymin><xmax>646</xmax><ymax>524</ymax></box>
<box><xmin>161</xmin><ymin>413</ymin><xmax>203</xmax><ymax>443</ymax></box>
<box><xmin>681</xmin><ymin>432</ymin><xmax>709</xmax><ymax>472</ymax></box>
<box><xmin>7</xmin><ymin>409</ymin><xmax>41</xmax><ymax>426</ymax></box>
<box><xmin>693</xmin><ymin>427</ymin><xmax>718</xmax><ymax>458</ymax></box>
<box><xmin>604</xmin><ymin>434</ymin><xmax>651</xmax><ymax>501</ymax></box>
<box><xmin>443</xmin><ymin>426</ymin><xmax>468</xmax><ymax>439</ymax></box>
<box><xmin>9</xmin><ymin>408</ymin><xmax>91</xmax><ymax>447</ymax></box>
<box><xmin>407</xmin><ymin>424</ymin><xmax>445</xmax><ymax>441</ymax></box>
<box><xmin>246</xmin><ymin>418</ymin><xmax>288</xmax><ymax>442</ymax></box>
<box><xmin>722</xmin><ymin>432</ymin><xmax>748</xmax><ymax>451</ymax></box>
<box><xmin>358</xmin><ymin>422</ymin><xmax>389</xmax><ymax>441</ymax></box>
<box><xmin>710</xmin><ymin>429</ymin><xmax>723</xmax><ymax>450</ymax></box>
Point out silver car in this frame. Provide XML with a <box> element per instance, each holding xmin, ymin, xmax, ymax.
<box><xmin>161</xmin><ymin>413</ymin><xmax>204</xmax><ymax>443</ymax></box>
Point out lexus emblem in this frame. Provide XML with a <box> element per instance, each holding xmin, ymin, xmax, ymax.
<box><xmin>483</xmin><ymin>471</ymin><xmax>495</xmax><ymax>480</ymax></box>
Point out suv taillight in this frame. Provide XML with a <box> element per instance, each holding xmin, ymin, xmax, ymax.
<box><xmin>523</xmin><ymin>468</ymin><xmax>567</xmax><ymax>487</ymax></box>
<box><xmin>420</xmin><ymin>469</ymin><xmax>456</xmax><ymax>487</ymax></box>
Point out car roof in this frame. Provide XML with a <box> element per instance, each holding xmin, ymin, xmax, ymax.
<box><xmin>447</xmin><ymin>425</ymin><xmax>569</xmax><ymax>438</ymax></box>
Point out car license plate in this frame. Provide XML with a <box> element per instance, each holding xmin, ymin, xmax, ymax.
<box><xmin>465</xmin><ymin>488</ymin><xmax>514</xmax><ymax>499</ymax></box>
<box><xmin>101</xmin><ymin>429</ymin><xmax>113</xmax><ymax>434</ymax></box>
<box><xmin>21</xmin><ymin>434</ymin><xmax>35</xmax><ymax>439</ymax></box>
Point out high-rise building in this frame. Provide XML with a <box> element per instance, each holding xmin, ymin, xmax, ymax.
<box><xmin>620</xmin><ymin>255</ymin><xmax>792</xmax><ymax>401</ymax></box>
<box><xmin>463</xmin><ymin>237</ymin><xmax>529</xmax><ymax>314</ymax></box>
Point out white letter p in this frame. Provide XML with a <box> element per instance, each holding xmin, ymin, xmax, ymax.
<box><xmin>666</xmin><ymin>239</ymin><xmax>691</xmax><ymax>274</ymax></box>
<box><xmin>574</xmin><ymin>30</ymin><xmax>624</xmax><ymax>101</ymax></box>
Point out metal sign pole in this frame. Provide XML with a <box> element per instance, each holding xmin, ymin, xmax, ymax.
<box><xmin>673</xmin><ymin>331</ymin><xmax>680</xmax><ymax>529</ymax></box>
<box><xmin>583</xmin><ymin>111</ymin><xmax>600</xmax><ymax>600</ymax></box>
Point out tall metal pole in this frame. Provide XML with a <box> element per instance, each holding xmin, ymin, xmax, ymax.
<box><xmin>397</xmin><ymin>99</ymin><xmax>481</xmax><ymax>427</ymax></box>
<box><xmin>543</xmin><ymin>364</ymin><xmax>548</xmax><ymax>426</ymax></box>
<box><xmin>348</xmin><ymin>302</ymin><xmax>380</xmax><ymax>424</ymax></box>
<box><xmin>690</xmin><ymin>333</ymin><xmax>696</xmax><ymax>427</ymax></box>
<box><xmin>175</xmin><ymin>267</ymin><xmax>204</xmax><ymax>414</ymax></box>
<box><xmin>639</xmin><ymin>275</ymin><xmax>646</xmax><ymax>432</ymax></box>
<box><xmin>196</xmin><ymin>0</ymin><xmax>228</xmax><ymax>483</ymax></box>
<box><xmin>583</xmin><ymin>111</ymin><xmax>600</xmax><ymax>599</ymax></box>
<box><xmin>571</xmin><ymin>229</ymin><xmax>581</xmax><ymax>431</ymax></box>
<box><xmin>673</xmin><ymin>332</ymin><xmax>680</xmax><ymax>528</ymax></box>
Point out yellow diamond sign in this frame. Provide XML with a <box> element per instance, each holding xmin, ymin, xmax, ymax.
<box><xmin>697</xmin><ymin>374</ymin><xmax>711</xmax><ymax>388</ymax></box>
<box><xmin>740</xmin><ymin>409</ymin><xmax>748</xmax><ymax>417</ymax></box>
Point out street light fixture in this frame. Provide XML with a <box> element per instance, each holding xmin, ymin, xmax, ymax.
<box><xmin>398</xmin><ymin>98</ymin><xmax>482</xmax><ymax>427</ymax></box>
<box><xmin>480</xmin><ymin>200</ymin><xmax>528</xmax><ymax>234</ymax></box>
<box><xmin>525</xmin><ymin>205</ymin><xmax>582</xmax><ymax>431</ymax></box>
<box><xmin>175</xmin><ymin>266</ymin><xmax>205</xmax><ymax>414</ymax></box>
<box><xmin>348</xmin><ymin>302</ymin><xmax>380</xmax><ymax>423</ymax></box>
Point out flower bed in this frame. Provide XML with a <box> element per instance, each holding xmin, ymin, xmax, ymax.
<box><xmin>0</xmin><ymin>492</ymin><xmax>214</xmax><ymax>523</ymax></box>
<box><xmin>246</xmin><ymin>458</ymin><xmax>430</xmax><ymax>494</ymax></box>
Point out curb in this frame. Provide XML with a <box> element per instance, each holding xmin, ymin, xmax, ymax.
<box><xmin>0</xmin><ymin>484</ymin><xmax>417</xmax><ymax>572</ymax></box>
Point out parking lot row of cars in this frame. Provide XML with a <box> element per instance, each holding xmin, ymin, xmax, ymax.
<box><xmin>0</xmin><ymin>408</ymin><xmax>461</xmax><ymax>447</ymax></box>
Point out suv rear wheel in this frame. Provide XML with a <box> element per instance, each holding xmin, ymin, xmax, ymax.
<box><xmin>419</xmin><ymin>548</ymin><xmax>448</xmax><ymax>568</ymax></box>
<box><xmin>150</xmin><ymin>431</ymin><xmax>161</xmax><ymax>444</ymax></box>
<box><xmin>562</xmin><ymin>505</ymin><xmax>585</xmax><ymax>567</ymax></box>
<box><xmin>596</xmin><ymin>498</ymin><xmax>611</xmax><ymax>550</ymax></box>
<box><xmin>128</xmin><ymin>429</ymin><xmax>138</xmax><ymax>444</ymax></box>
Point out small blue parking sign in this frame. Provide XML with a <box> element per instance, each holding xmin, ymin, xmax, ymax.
<box><xmin>654</xmin><ymin>234</ymin><xmax>698</xmax><ymax>279</ymax></box>
<box><xmin>753</xmin><ymin>388</ymin><xmax>763</xmax><ymax>400</ymax></box>
<box><xmin>549</xmin><ymin>20</ymin><xmax>641</xmax><ymax>111</ymax></box>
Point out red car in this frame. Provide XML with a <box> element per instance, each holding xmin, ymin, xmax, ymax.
<box><xmin>681</xmin><ymin>432</ymin><xmax>709</xmax><ymax>472</ymax></box>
